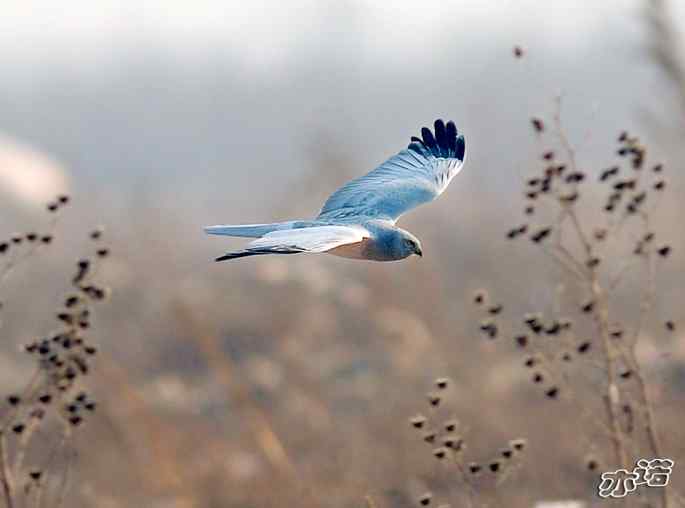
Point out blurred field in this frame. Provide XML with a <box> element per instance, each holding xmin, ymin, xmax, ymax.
<box><xmin>1</xmin><ymin>1</ymin><xmax>684</xmax><ymax>507</ymax></box>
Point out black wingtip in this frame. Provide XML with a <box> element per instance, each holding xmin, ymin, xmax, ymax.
<box><xmin>434</xmin><ymin>119</ymin><xmax>447</xmax><ymax>157</ymax></box>
<box><xmin>410</xmin><ymin>120</ymin><xmax>464</xmax><ymax>160</ymax></box>
<box><xmin>455</xmin><ymin>134</ymin><xmax>466</xmax><ymax>161</ymax></box>
<box><xmin>421</xmin><ymin>127</ymin><xmax>436</xmax><ymax>150</ymax></box>
<box><xmin>215</xmin><ymin>251</ymin><xmax>262</xmax><ymax>261</ymax></box>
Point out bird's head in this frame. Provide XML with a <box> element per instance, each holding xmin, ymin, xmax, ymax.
<box><xmin>398</xmin><ymin>230</ymin><xmax>423</xmax><ymax>258</ymax></box>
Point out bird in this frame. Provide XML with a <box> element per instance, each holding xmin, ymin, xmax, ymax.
<box><xmin>205</xmin><ymin>119</ymin><xmax>466</xmax><ymax>262</ymax></box>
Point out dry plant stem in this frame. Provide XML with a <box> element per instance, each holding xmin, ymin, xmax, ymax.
<box><xmin>569</xmin><ymin>203</ymin><xmax>629</xmax><ymax>469</ymax></box>
<box><xmin>53</xmin><ymin>446</ymin><xmax>73</xmax><ymax>508</ymax></box>
<box><xmin>0</xmin><ymin>434</ymin><xmax>13</xmax><ymax>508</ymax></box>
<box><xmin>620</xmin><ymin>218</ymin><xmax>670</xmax><ymax>508</ymax></box>
<box><xmin>591</xmin><ymin>279</ymin><xmax>629</xmax><ymax>470</ymax></box>
<box><xmin>455</xmin><ymin>463</ymin><xmax>475</xmax><ymax>508</ymax></box>
<box><xmin>554</xmin><ymin>103</ymin><xmax>630</xmax><ymax>471</ymax></box>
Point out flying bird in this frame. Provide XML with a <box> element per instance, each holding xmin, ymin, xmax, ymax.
<box><xmin>205</xmin><ymin>119</ymin><xmax>466</xmax><ymax>262</ymax></box>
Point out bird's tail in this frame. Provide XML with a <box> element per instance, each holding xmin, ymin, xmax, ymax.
<box><xmin>204</xmin><ymin>221</ymin><xmax>297</xmax><ymax>238</ymax></box>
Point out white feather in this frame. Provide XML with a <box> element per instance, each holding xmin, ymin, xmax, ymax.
<box><xmin>248</xmin><ymin>225</ymin><xmax>369</xmax><ymax>253</ymax></box>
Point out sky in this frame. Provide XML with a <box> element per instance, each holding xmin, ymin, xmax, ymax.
<box><xmin>0</xmin><ymin>0</ymin><xmax>670</xmax><ymax>71</ymax></box>
<box><xmin>0</xmin><ymin>0</ymin><xmax>682</xmax><ymax>218</ymax></box>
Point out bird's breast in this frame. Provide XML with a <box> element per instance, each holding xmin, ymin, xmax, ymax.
<box><xmin>326</xmin><ymin>237</ymin><xmax>403</xmax><ymax>261</ymax></box>
<box><xmin>326</xmin><ymin>238</ymin><xmax>372</xmax><ymax>260</ymax></box>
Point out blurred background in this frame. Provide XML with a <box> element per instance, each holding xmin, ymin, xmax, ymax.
<box><xmin>0</xmin><ymin>1</ymin><xmax>684</xmax><ymax>506</ymax></box>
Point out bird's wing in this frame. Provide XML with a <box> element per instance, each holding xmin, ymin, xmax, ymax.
<box><xmin>215</xmin><ymin>225</ymin><xmax>369</xmax><ymax>261</ymax></box>
<box><xmin>317</xmin><ymin>119</ymin><xmax>465</xmax><ymax>222</ymax></box>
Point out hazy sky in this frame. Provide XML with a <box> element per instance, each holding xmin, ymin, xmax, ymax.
<box><xmin>0</xmin><ymin>0</ymin><xmax>682</xmax><ymax>219</ymax></box>
<box><xmin>1</xmin><ymin>0</ymin><xmax>674</xmax><ymax>72</ymax></box>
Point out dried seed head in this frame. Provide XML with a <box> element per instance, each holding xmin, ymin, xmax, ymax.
<box><xmin>609</xmin><ymin>326</ymin><xmax>623</xmax><ymax>339</ymax></box>
<box><xmin>65</xmin><ymin>295</ymin><xmax>80</xmax><ymax>308</ymax></box>
<box><xmin>29</xmin><ymin>470</ymin><xmax>42</xmax><ymax>481</ymax></box>
<box><xmin>619</xmin><ymin>370</ymin><xmax>632</xmax><ymax>380</ymax></box>
<box><xmin>542</xmin><ymin>151</ymin><xmax>554</xmax><ymax>161</ymax></box>
<box><xmin>468</xmin><ymin>462</ymin><xmax>482</xmax><ymax>474</ymax></box>
<box><xmin>524</xmin><ymin>312</ymin><xmax>542</xmax><ymax>326</ymax></box>
<box><xmin>473</xmin><ymin>289</ymin><xmax>487</xmax><ymax>305</ymax></box>
<box><xmin>657</xmin><ymin>246</ymin><xmax>671</xmax><ymax>258</ymax></box>
<box><xmin>479</xmin><ymin>318</ymin><xmax>498</xmax><ymax>339</ymax></box>
<box><xmin>419</xmin><ymin>493</ymin><xmax>433</xmax><ymax>506</ymax></box>
<box><xmin>581</xmin><ymin>300</ymin><xmax>594</xmax><ymax>313</ymax></box>
<box><xmin>410</xmin><ymin>415</ymin><xmax>428</xmax><ymax>429</ymax></box>
<box><xmin>577</xmin><ymin>341</ymin><xmax>591</xmax><ymax>354</ymax></box>
<box><xmin>41</xmin><ymin>235</ymin><xmax>53</xmax><ymax>244</ymax></box>
<box><xmin>545</xmin><ymin>321</ymin><xmax>561</xmax><ymax>335</ymax></box>
<box><xmin>586</xmin><ymin>257</ymin><xmax>601</xmax><ymax>268</ymax></box>
<box><xmin>489</xmin><ymin>461</ymin><xmax>501</xmax><ymax>473</ymax></box>
<box><xmin>525</xmin><ymin>205</ymin><xmax>535</xmax><ymax>215</ymax></box>
<box><xmin>514</xmin><ymin>46</ymin><xmax>525</xmax><ymax>59</ymax></box>
<box><xmin>600</xmin><ymin>166</ymin><xmax>619</xmax><ymax>181</ymax></box>
<box><xmin>433</xmin><ymin>447</ymin><xmax>448</xmax><ymax>460</ymax></box>
<box><xmin>587</xmin><ymin>458</ymin><xmax>599</xmax><ymax>471</ymax></box>
<box><xmin>422</xmin><ymin>431</ymin><xmax>437</xmax><ymax>444</ymax></box>
<box><xmin>442</xmin><ymin>436</ymin><xmax>463</xmax><ymax>451</ymax></box>
<box><xmin>531</xmin><ymin>227</ymin><xmax>551</xmax><ymax>243</ymax></box>
<box><xmin>427</xmin><ymin>393</ymin><xmax>441</xmax><ymax>407</ymax></box>
<box><xmin>652</xmin><ymin>163</ymin><xmax>663</xmax><ymax>173</ymax></box>
<box><xmin>444</xmin><ymin>419</ymin><xmax>458</xmax><ymax>433</ymax></box>
<box><xmin>524</xmin><ymin>356</ymin><xmax>537</xmax><ymax>368</ymax></box>
<box><xmin>90</xmin><ymin>227</ymin><xmax>104</xmax><ymax>240</ymax></box>
<box><xmin>510</xmin><ymin>438</ymin><xmax>527</xmax><ymax>451</ymax></box>
<box><xmin>57</xmin><ymin>195</ymin><xmax>70</xmax><ymax>205</ymax></box>
<box><xmin>565</xmin><ymin>172</ymin><xmax>585</xmax><ymax>183</ymax></box>
<box><xmin>515</xmin><ymin>335</ymin><xmax>528</xmax><ymax>348</ymax></box>
<box><xmin>47</xmin><ymin>202</ymin><xmax>59</xmax><ymax>212</ymax></box>
<box><xmin>501</xmin><ymin>448</ymin><xmax>513</xmax><ymax>459</ymax></box>
<box><xmin>532</xmin><ymin>372</ymin><xmax>544</xmax><ymax>384</ymax></box>
<box><xmin>435</xmin><ymin>378</ymin><xmax>449</xmax><ymax>390</ymax></box>
<box><xmin>545</xmin><ymin>387</ymin><xmax>559</xmax><ymax>399</ymax></box>
<box><xmin>666</xmin><ymin>321</ymin><xmax>676</xmax><ymax>332</ymax></box>
<box><xmin>488</xmin><ymin>304</ymin><xmax>503</xmax><ymax>315</ymax></box>
<box><xmin>7</xmin><ymin>395</ymin><xmax>20</xmax><ymax>406</ymax></box>
<box><xmin>530</xmin><ymin>117</ymin><xmax>543</xmax><ymax>132</ymax></box>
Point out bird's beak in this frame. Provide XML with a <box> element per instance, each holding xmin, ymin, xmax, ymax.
<box><xmin>416</xmin><ymin>246</ymin><xmax>423</xmax><ymax>257</ymax></box>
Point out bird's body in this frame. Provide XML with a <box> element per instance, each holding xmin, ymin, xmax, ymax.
<box><xmin>205</xmin><ymin>119</ymin><xmax>465</xmax><ymax>262</ymax></box>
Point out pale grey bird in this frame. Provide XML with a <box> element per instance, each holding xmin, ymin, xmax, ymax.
<box><xmin>205</xmin><ymin>119</ymin><xmax>466</xmax><ymax>262</ymax></box>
